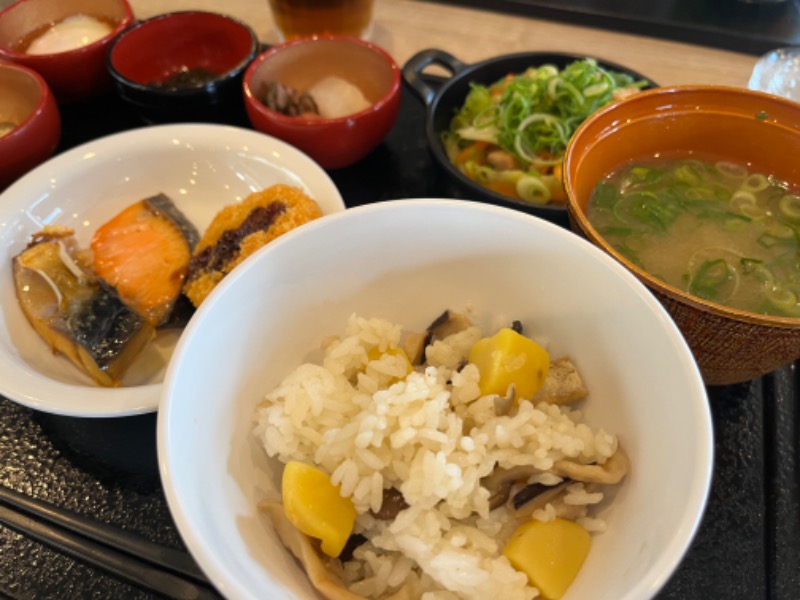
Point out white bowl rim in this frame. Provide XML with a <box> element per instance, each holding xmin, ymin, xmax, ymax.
<box><xmin>0</xmin><ymin>122</ymin><xmax>345</xmax><ymax>418</ymax></box>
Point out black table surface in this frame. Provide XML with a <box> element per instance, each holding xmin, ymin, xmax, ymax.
<box><xmin>2</xmin><ymin>54</ymin><xmax>800</xmax><ymax>600</ymax></box>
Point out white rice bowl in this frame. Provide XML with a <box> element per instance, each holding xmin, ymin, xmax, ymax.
<box><xmin>158</xmin><ymin>199</ymin><xmax>713</xmax><ymax>600</ymax></box>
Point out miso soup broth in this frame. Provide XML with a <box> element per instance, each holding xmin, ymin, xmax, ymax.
<box><xmin>586</xmin><ymin>156</ymin><xmax>800</xmax><ymax>318</ymax></box>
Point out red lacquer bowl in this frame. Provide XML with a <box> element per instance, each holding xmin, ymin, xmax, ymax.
<box><xmin>0</xmin><ymin>0</ymin><xmax>134</xmax><ymax>103</ymax></box>
<box><xmin>243</xmin><ymin>35</ymin><xmax>401</xmax><ymax>169</ymax></box>
<box><xmin>0</xmin><ymin>62</ymin><xmax>60</xmax><ymax>191</ymax></box>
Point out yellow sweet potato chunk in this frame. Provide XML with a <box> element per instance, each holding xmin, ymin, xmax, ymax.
<box><xmin>282</xmin><ymin>461</ymin><xmax>356</xmax><ymax>557</ymax></box>
<box><xmin>503</xmin><ymin>518</ymin><xmax>591</xmax><ymax>600</ymax></box>
<box><xmin>469</xmin><ymin>328</ymin><xmax>550</xmax><ymax>400</ymax></box>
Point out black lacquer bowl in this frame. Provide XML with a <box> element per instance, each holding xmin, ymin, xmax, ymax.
<box><xmin>107</xmin><ymin>11</ymin><xmax>259</xmax><ymax>124</ymax></box>
<box><xmin>402</xmin><ymin>49</ymin><xmax>657</xmax><ymax>228</ymax></box>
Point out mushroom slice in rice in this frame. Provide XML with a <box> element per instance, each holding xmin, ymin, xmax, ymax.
<box><xmin>403</xmin><ymin>309</ymin><xmax>474</xmax><ymax>366</ymax></box>
<box><xmin>402</xmin><ymin>331</ymin><xmax>427</xmax><ymax>366</ymax></box>
<box><xmin>260</xmin><ymin>500</ymin><xmax>363</xmax><ymax>600</ymax></box>
<box><xmin>427</xmin><ymin>309</ymin><xmax>473</xmax><ymax>342</ymax></box>
<box><xmin>370</xmin><ymin>487</ymin><xmax>409</xmax><ymax>520</ymax></box>
<box><xmin>552</xmin><ymin>444</ymin><xmax>629</xmax><ymax>485</ymax></box>
<box><xmin>512</xmin><ymin>481</ymin><xmax>572</xmax><ymax>518</ymax></box>
<box><xmin>493</xmin><ymin>383</ymin><xmax>516</xmax><ymax>417</ymax></box>
<box><xmin>482</xmin><ymin>463</ymin><xmax>540</xmax><ymax>509</ymax></box>
<box><xmin>531</xmin><ymin>356</ymin><xmax>588</xmax><ymax>405</ymax></box>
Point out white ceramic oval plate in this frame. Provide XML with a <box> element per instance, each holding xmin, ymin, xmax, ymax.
<box><xmin>0</xmin><ymin>124</ymin><xmax>345</xmax><ymax>417</ymax></box>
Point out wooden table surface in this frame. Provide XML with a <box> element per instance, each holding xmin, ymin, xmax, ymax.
<box><xmin>124</xmin><ymin>0</ymin><xmax>760</xmax><ymax>88</ymax></box>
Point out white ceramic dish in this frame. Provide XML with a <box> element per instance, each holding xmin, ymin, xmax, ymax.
<box><xmin>158</xmin><ymin>199</ymin><xmax>713</xmax><ymax>600</ymax></box>
<box><xmin>0</xmin><ymin>123</ymin><xmax>344</xmax><ymax>418</ymax></box>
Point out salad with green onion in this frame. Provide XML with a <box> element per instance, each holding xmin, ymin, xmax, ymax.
<box><xmin>442</xmin><ymin>58</ymin><xmax>648</xmax><ymax>205</ymax></box>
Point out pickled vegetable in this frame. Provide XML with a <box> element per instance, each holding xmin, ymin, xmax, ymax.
<box><xmin>282</xmin><ymin>460</ymin><xmax>356</xmax><ymax>557</ymax></box>
<box><xmin>468</xmin><ymin>327</ymin><xmax>550</xmax><ymax>399</ymax></box>
<box><xmin>503</xmin><ymin>517</ymin><xmax>591</xmax><ymax>600</ymax></box>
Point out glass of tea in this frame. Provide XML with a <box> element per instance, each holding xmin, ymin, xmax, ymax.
<box><xmin>267</xmin><ymin>0</ymin><xmax>375</xmax><ymax>41</ymax></box>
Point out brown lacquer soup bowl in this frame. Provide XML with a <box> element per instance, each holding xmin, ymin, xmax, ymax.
<box><xmin>563</xmin><ymin>85</ymin><xmax>800</xmax><ymax>385</ymax></box>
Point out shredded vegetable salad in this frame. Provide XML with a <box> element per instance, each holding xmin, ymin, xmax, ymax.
<box><xmin>443</xmin><ymin>58</ymin><xmax>648</xmax><ymax>205</ymax></box>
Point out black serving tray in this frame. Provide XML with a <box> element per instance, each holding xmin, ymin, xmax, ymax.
<box><xmin>1</xmin><ymin>75</ymin><xmax>800</xmax><ymax>599</ymax></box>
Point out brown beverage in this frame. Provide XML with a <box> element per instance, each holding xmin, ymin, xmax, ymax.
<box><xmin>268</xmin><ymin>0</ymin><xmax>374</xmax><ymax>40</ymax></box>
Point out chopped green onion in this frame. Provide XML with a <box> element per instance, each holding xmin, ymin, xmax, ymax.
<box><xmin>689</xmin><ymin>258</ymin><xmax>736</xmax><ymax>301</ymax></box>
<box><xmin>591</xmin><ymin>181</ymin><xmax>619</xmax><ymax>210</ymax></box>
<box><xmin>741</xmin><ymin>174</ymin><xmax>769</xmax><ymax>193</ymax></box>
<box><xmin>447</xmin><ymin>58</ymin><xmax>648</xmax><ymax>171</ymax></box>
<box><xmin>765</xmin><ymin>284</ymin><xmax>800</xmax><ymax>316</ymax></box>
<box><xmin>463</xmin><ymin>161</ymin><xmax>495</xmax><ymax>183</ymax></box>
<box><xmin>513</xmin><ymin>113</ymin><xmax>566</xmax><ymax>166</ymax></box>
<box><xmin>779</xmin><ymin>194</ymin><xmax>800</xmax><ymax>220</ymax></box>
<box><xmin>674</xmin><ymin>163</ymin><xmax>702</xmax><ymax>186</ymax></box>
<box><xmin>730</xmin><ymin>190</ymin><xmax>766</xmax><ymax>219</ymax></box>
<box><xmin>516</xmin><ymin>175</ymin><xmax>551</xmax><ymax>204</ymax></box>
<box><xmin>740</xmin><ymin>257</ymin><xmax>764</xmax><ymax>273</ymax></box>
<box><xmin>765</xmin><ymin>220</ymin><xmax>794</xmax><ymax>239</ymax></box>
<box><xmin>583</xmin><ymin>82</ymin><xmax>609</xmax><ymax>97</ymax></box>
<box><xmin>758</xmin><ymin>232</ymin><xmax>797</xmax><ymax>248</ymax></box>
<box><xmin>716</xmin><ymin>161</ymin><xmax>748</xmax><ymax>179</ymax></box>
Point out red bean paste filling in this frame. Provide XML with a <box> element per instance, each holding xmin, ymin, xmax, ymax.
<box><xmin>187</xmin><ymin>201</ymin><xmax>287</xmax><ymax>280</ymax></box>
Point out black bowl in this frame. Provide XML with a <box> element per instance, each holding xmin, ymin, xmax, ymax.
<box><xmin>107</xmin><ymin>11</ymin><xmax>259</xmax><ymax>124</ymax></box>
<box><xmin>402</xmin><ymin>49</ymin><xmax>657</xmax><ymax>228</ymax></box>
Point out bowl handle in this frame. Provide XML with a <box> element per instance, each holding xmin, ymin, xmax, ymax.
<box><xmin>402</xmin><ymin>48</ymin><xmax>468</xmax><ymax>107</ymax></box>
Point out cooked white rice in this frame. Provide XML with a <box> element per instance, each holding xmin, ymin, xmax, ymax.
<box><xmin>254</xmin><ymin>313</ymin><xmax>618</xmax><ymax>599</ymax></box>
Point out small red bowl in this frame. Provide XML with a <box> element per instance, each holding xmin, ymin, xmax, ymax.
<box><xmin>108</xmin><ymin>11</ymin><xmax>259</xmax><ymax>123</ymax></box>
<box><xmin>243</xmin><ymin>35</ymin><xmax>401</xmax><ymax>169</ymax></box>
<box><xmin>0</xmin><ymin>0</ymin><xmax>134</xmax><ymax>103</ymax></box>
<box><xmin>0</xmin><ymin>62</ymin><xmax>60</xmax><ymax>191</ymax></box>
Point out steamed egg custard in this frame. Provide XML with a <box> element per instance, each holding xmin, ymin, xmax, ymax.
<box><xmin>586</xmin><ymin>156</ymin><xmax>800</xmax><ymax>317</ymax></box>
<box><xmin>22</xmin><ymin>15</ymin><xmax>113</xmax><ymax>55</ymax></box>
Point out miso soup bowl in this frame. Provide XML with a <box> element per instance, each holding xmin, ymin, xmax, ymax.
<box><xmin>563</xmin><ymin>85</ymin><xmax>800</xmax><ymax>385</ymax></box>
